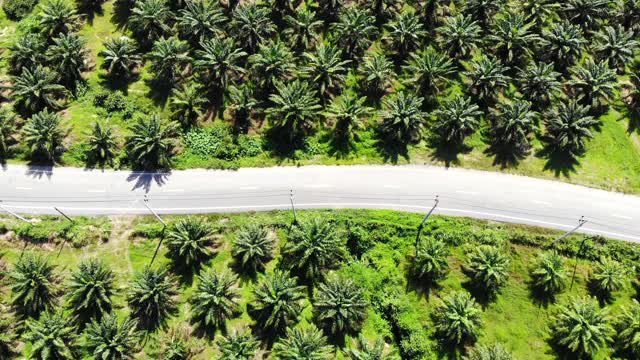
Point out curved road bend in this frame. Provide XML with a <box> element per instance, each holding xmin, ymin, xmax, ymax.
<box><xmin>1</xmin><ymin>164</ymin><xmax>640</xmax><ymax>242</ymax></box>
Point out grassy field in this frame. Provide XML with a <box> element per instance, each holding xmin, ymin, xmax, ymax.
<box><xmin>1</xmin><ymin>209</ymin><xmax>638</xmax><ymax>359</ymax></box>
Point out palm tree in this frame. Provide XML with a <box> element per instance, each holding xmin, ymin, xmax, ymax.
<box><xmin>130</xmin><ymin>0</ymin><xmax>173</xmax><ymax>45</ymax></box>
<box><xmin>403</xmin><ymin>47</ymin><xmax>455</xmax><ymax>99</ymax></box>
<box><xmin>190</xmin><ymin>270</ymin><xmax>239</xmax><ymax>334</ymax></box>
<box><xmin>593</xmin><ymin>25</ymin><xmax>639</xmax><ymax>73</ymax></box>
<box><xmin>250</xmin><ymin>270</ymin><xmax>305</xmax><ymax>337</ymax></box>
<box><xmin>589</xmin><ymin>257</ymin><xmax>627</xmax><ymax>301</ymax></box>
<box><xmin>619</xmin><ymin>0</ymin><xmax>640</xmax><ymax>34</ymax></box>
<box><xmin>0</xmin><ymin>108</ymin><xmax>16</xmax><ymax>160</ymax></box>
<box><xmin>100</xmin><ymin>36</ymin><xmax>141</xmax><ymax>80</ymax></box>
<box><xmin>284</xmin><ymin>9</ymin><xmax>323</xmax><ymax>51</ymax></box>
<box><xmin>314</xmin><ymin>276</ymin><xmax>368</xmax><ymax>337</ymax></box>
<box><xmin>518</xmin><ymin>62</ymin><xmax>561</xmax><ymax>109</ymax></box>
<box><xmin>616</xmin><ymin>299</ymin><xmax>640</xmax><ymax>358</ymax></box>
<box><xmin>465</xmin><ymin>55</ymin><xmax>510</xmax><ymax>106</ymax></box>
<box><xmin>9</xmin><ymin>34</ymin><xmax>47</xmax><ymax>74</ymax></box>
<box><xmin>273</xmin><ymin>326</ymin><xmax>333</xmax><ymax>360</ymax></box>
<box><xmin>177</xmin><ymin>0</ymin><xmax>226</xmax><ymax>46</ymax></box>
<box><xmin>379</xmin><ymin>92</ymin><xmax>428</xmax><ymax>145</ymax></box>
<box><xmin>12</xmin><ymin>66</ymin><xmax>66</xmax><ymax>114</ymax></box>
<box><xmin>231</xmin><ymin>3</ymin><xmax>276</xmax><ymax>54</ymax></box>
<box><xmin>24</xmin><ymin>312</ymin><xmax>77</xmax><ymax>359</ymax></box>
<box><xmin>75</xmin><ymin>0</ymin><xmax>106</xmax><ymax>18</ymax></box>
<box><xmin>540</xmin><ymin>22</ymin><xmax>585</xmax><ymax>71</ymax></box>
<box><xmin>170</xmin><ymin>82</ymin><xmax>208</xmax><ymax>127</ymax></box>
<box><xmin>384</xmin><ymin>11</ymin><xmax>426</xmax><ymax>58</ymax></box>
<box><xmin>65</xmin><ymin>258</ymin><xmax>116</xmax><ymax>325</ymax></box>
<box><xmin>345</xmin><ymin>335</ymin><xmax>399</xmax><ymax>360</ymax></box>
<box><xmin>148</xmin><ymin>36</ymin><xmax>191</xmax><ymax>84</ymax></box>
<box><xmin>301</xmin><ymin>43</ymin><xmax>351</xmax><ymax>99</ymax></box>
<box><xmin>195</xmin><ymin>38</ymin><xmax>247</xmax><ymax>92</ymax></box>
<box><xmin>433</xmin><ymin>96</ymin><xmax>482</xmax><ymax>146</ymax></box>
<box><xmin>464</xmin><ymin>245</ymin><xmax>510</xmax><ymax>296</ymax></box>
<box><xmin>332</xmin><ymin>6</ymin><xmax>378</xmax><ymax>59</ymax></box>
<box><xmin>283</xmin><ymin>218</ymin><xmax>345</xmax><ymax>282</ymax></box>
<box><xmin>550</xmin><ymin>297</ymin><xmax>613</xmax><ymax>357</ymax></box>
<box><xmin>165</xmin><ymin>217</ymin><xmax>215</xmax><ymax>273</ymax></box>
<box><xmin>0</xmin><ymin>308</ymin><xmax>18</xmax><ymax>359</ymax></box>
<box><xmin>433</xmin><ymin>291</ymin><xmax>483</xmax><ymax>346</ymax></box>
<box><xmin>127</xmin><ymin>267</ymin><xmax>178</xmax><ymax>330</ymax></box>
<box><xmin>489</xmin><ymin>99</ymin><xmax>538</xmax><ymax>156</ymax></box>
<box><xmin>126</xmin><ymin>114</ymin><xmax>179</xmax><ymax>169</ymax></box>
<box><xmin>218</xmin><ymin>330</ymin><xmax>260</xmax><ymax>360</ymax></box>
<box><xmin>46</xmin><ymin>32</ymin><xmax>88</xmax><ymax>87</ymax></box>
<box><xmin>366</xmin><ymin>0</ymin><xmax>400</xmax><ymax>24</ymax></box>
<box><xmin>358</xmin><ymin>53</ymin><xmax>394</xmax><ymax>100</ymax></box>
<box><xmin>325</xmin><ymin>94</ymin><xmax>371</xmax><ymax>146</ymax></box>
<box><xmin>489</xmin><ymin>12</ymin><xmax>539</xmax><ymax>66</ymax></box>
<box><xmin>562</xmin><ymin>0</ymin><xmax>611</xmax><ymax>32</ymax></box>
<box><xmin>232</xmin><ymin>223</ymin><xmax>274</xmax><ymax>274</ymax></box>
<box><xmin>84</xmin><ymin>314</ymin><xmax>141</xmax><ymax>359</ymax></box>
<box><xmin>529</xmin><ymin>251</ymin><xmax>566</xmax><ymax>299</ymax></box>
<box><xmin>228</xmin><ymin>83</ymin><xmax>258</xmax><ymax>132</ymax></box>
<box><xmin>413</xmin><ymin>237</ymin><xmax>449</xmax><ymax>283</ymax></box>
<box><xmin>465</xmin><ymin>343</ymin><xmax>513</xmax><ymax>360</ymax></box>
<box><xmin>436</xmin><ymin>14</ymin><xmax>482</xmax><ymax>61</ymax></box>
<box><xmin>86</xmin><ymin>121</ymin><xmax>118</xmax><ymax>165</ymax></box>
<box><xmin>267</xmin><ymin>79</ymin><xmax>322</xmax><ymax>142</ymax></box>
<box><xmin>317</xmin><ymin>0</ymin><xmax>343</xmax><ymax>20</ymax></box>
<box><xmin>544</xmin><ymin>100</ymin><xmax>598</xmax><ymax>156</ymax></box>
<box><xmin>521</xmin><ymin>0</ymin><xmax>560</xmax><ymax>30</ymax></box>
<box><xmin>249</xmin><ymin>40</ymin><xmax>295</xmax><ymax>92</ymax></box>
<box><xmin>464</xmin><ymin>0</ymin><xmax>503</xmax><ymax>28</ymax></box>
<box><xmin>37</xmin><ymin>0</ymin><xmax>81</xmax><ymax>37</ymax></box>
<box><xmin>22</xmin><ymin>109</ymin><xmax>66</xmax><ymax>162</ymax></box>
<box><xmin>159</xmin><ymin>326</ymin><xmax>198</xmax><ymax>360</ymax></box>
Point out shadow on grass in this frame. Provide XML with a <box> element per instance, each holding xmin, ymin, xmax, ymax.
<box><xmin>98</xmin><ymin>73</ymin><xmax>138</xmax><ymax>95</ymax></box>
<box><xmin>375</xmin><ymin>137</ymin><xmax>410</xmax><ymax>164</ymax></box>
<box><xmin>145</xmin><ymin>78</ymin><xmax>173</xmax><ymax>108</ymax></box>
<box><xmin>111</xmin><ymin>0</ymin><xmax>132</xmax><ymax>30</ymax></box>
<box><xmin>527</xmin><ymin>282</ymin><xmax>559</xmax><ymax>309</ymax></box>
<box><xmin>76</xmin><ymin>2</ymin><xmax>104</xmax><ymax>25</ymax></box>
<box><xmin>460</xmin><ymin>278</ymin><xmax>498</xmax><ymax>309</ymax></box>
<box><xmin>536</xmin><ymin>144</ymin><xmax>580</xmax><ymax>179</ymax></box>
<box><xmin>428</xmin><ymin>139</ymin><xmax>472</xmax><ymax>168</ymax></box>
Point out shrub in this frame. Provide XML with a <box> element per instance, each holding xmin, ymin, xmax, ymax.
<box><xmin>237</xmin><ymin>134</ymin><xmax>262</xmax><ymax>157</ymax></box>
<box><xmin>2</xmin><ymin>0</ymin><xmax>38</xmax><ymax>19</ymax></box>
<box><xmin>104</xmin><ymin>91</ymin><xmax>128</xmax><ymax>112</ymax></box>
<box><xmin>184</xmin><ymin>124</ymin><xmax>239</xmax><ymax>160</ymax></box>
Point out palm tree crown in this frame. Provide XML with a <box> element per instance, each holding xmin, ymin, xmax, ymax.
<box><xmin>529</xmin><ymin>251</ymin><xmax>566</xmax><ymax>298</ymax></box>
<box><xmin>231</xmin><ymin>3</ymin><xmax>276</xmax><ymax>54</ymax></box>
<box><xmin>413</xmin><ymin>237</ymin><xmax>450</xmax><ymax>282</ymax></box>
<box><xmin>12</xmin><ymin>65</ymin><xmax>66</xmax><ymax>114</ymax></box>
<box><xmin>464</xmin><ymin>245</ymin><xmax>510</xmax><ymax>296</ymax></box>
<box><xmin>267</xmin><ymin>79</ymin><xmax>322</xmax><ymax>142</ymax></box>
<box><xmin>332</xmin><ymin>6</ymin><xmax>377</xmax><ymax>59</ymax></box>
<box><xmin>24</xmin><ymin>312</ymin><xmax>77</xmax><ymax>359</ymax></box>
<box><xmin>84</xmin><ymin>314</ymin><xmax>141</xmax><ymax>360</ymax></box>
<box><xmin>593</xmin><ymin>25</ymin><xmax>639</xmax><ymax>73</ymax></box>
<box><xmin>190</xmin><ymin>270</ymin><xmax>239</xmax><ymax>334</ymax></box>
<box><xmin>100</xmin><ymin>36</ymin><xmax>141</xmax><ymax>79</ymax></box>
<box><xmin>195</xmin><ymin>38</ymin><xmax>247</xmax><ymax>91</ymax></box>
<box><xmin>379</xmin><ymin>92</ymin><xmax>428</xmax><ymax>145</ymax></box>
<box><xmin>404</xmin><ymin>48</ymin><xmax>455</xmax><ymax>99</ymax></box>
<box><xmin>165</xmin><ymin>217</ymin><xmax>215</xmax><ymax>273</ymax></box>
<box><xmin>22</xmin><ymin>109</ymin><xmax>66</xmax><ymax>162</ymax></box>
<box><xmin>314</xmin><ymin>276</ymin><xmax>368</xmax><ymax>337</ymax></box>
<box><xmin>273</xmin><ymin>325</ymin><xmax>333</xmax><ymax>360</ymax></box>
<box><xmin>218</xmin><ymin>330</ymin><xmax>260</xmax><ymax>360</ymax></box>
<box><xmin>616</xmin><ymin>299</ymin><xmax>640</xmax><ymax>358</ymax></box>
<box><xmin>87</xmin><ymin>121</ymin><xmax>118</xmax><ymax>165</ymax></box>
<box><xmin>9</xmin><ymin>253</ymin><xmax>58</xmax><ymax>317</ymax></box>
<box><xmin>300</xmin><ymin>43</ymin><xmax>351</xmax><ymax>99</ymax></box>
<box><xmin>544</xmin><ymin>100</ymin><xmax>598</xmax><ymax>156</ymax></box>
<box><xmin>433</xmin><ymin>291</ymin><xmax>483</xmax><ymax>346</ymax></box>
<box><xmin>37</xmin><ymin>0</ymin><xmax>80</xmax><ymax>37</ymax></box>
<box><xmin>126</xmin><ymin>267</ymin><xmax>178</xmax><ymax>330</ymax></box>
<box><xmin>126</xmin><ymin>114</ymin><xmax>178</xmax><ymax>169</ymax></box>
<box><xmin>65</xmin><ymin>258</ymin><xmax>116</xmax><ymax>325</ymax></box>
<box><xmin>437</xmin><ymin>14</ymin><xmax>482</xmax><ymax>60</ymax></box>
<box><xmin>589</xmin><ymin>257</ymin><xmax>627</xmax><ymax>301</ymax></box>
<box><xmin>177</xmin><ymin>0</ymin><xmax>226</xmax><ymax>45</ymax></box>
<box><xmin>250</xmin><ymin>270</ymin><xmax>305</xmax><ymax>336</ymax></box>
<box><xmin>433</xmin><ymin>96</ymin><xmax>482</xmax><ymax>146</ymax></box>
<box><xmin>232</xmin><ymin>223</ymin><xmax>275</xmax><ymax>274</ymax></box>
<box><xmin>384</xmin><ymin>10</ymin><xmax>426</xmax><ymax>57</ymax></box>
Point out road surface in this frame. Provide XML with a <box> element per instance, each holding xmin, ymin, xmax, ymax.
<box><xmin>1</xmin><ymin>164</ymin><xmax>639</xmax><ymax>242</ymax></box>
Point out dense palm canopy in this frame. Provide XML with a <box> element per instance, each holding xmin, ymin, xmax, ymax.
<box><xmin>148</xmin><ymin>36</ymin><xmax>192</xmax><ymax>83</ymax></box>
<box><xmin>404</xmin><ymin>48</ymin><xmax>455</xmax><ymax>98</ymax></box>
<box><xmin>436</xmin><ymin>14</ymin><xmax>482</xmax><ymax>60</ymax></box>
<box><xmin>379</xmin><ymin>92</ymin><xmax>428</xmax><ymax>145</ymax></box>
<box><xmin>267</xmin><ymin>79</ymin><xmax>322</xmax><ymax>142</ymax></box>
<box><xmin>413</xmin><ymin>237</ymin><xmax>450</xmax><ymax>282</ymax></box>
<box><xmin>12</xmin><ymin>66</ymin><xmax>67</xmax><ymax>114</ymax></box>
<box><xmin>433</xmin><ymin>96</ymin><xmax>482</xmax><ymax>146</ymax></box>
<box><xmin>433</xmin><ymin>291</ymin><xmax>483</xmax><ymax>346</ymax></box>
<box><xmin>126</xmin><ymin>114</ymin><xmax>178</xmax><ymax>169</ymax></box>
<box><xmin>22</xmin><ymin>109</ymin><xmax>66</xmax><ymax>162</ymax></box>
<box><xmin>489</xmin><ymin>99</ymin><xmax>538</xmax><ymax>155</ymax></box>
<box><xmin>273</xmin><ymin>326</ymin><xmax>333</xmax><ymax>360</ymax></box>
<box><xmin>250</xmin><ymin>270</ymin><xmax>305</xmax><ymax>336</ymax></box>
<box><xmin>165</xmin><ymin>217</ymin><xmax>215</xmax><ymax>272</ymax></box>
<box><xmin>616</xmin><ymin>299</ymin><xmax>640</xmax><ymax>358</ymax></box>
<box><xmin>84</xmin><ymin>314</ymin><xmax>140</xmax><ymax>360</ymax></box>
<box><xmin>0</xmin><ymin>109</ymin><xmax>17</xmax><ymax>160</ymax></box>
<box><xmin>589</xmin><ymin>257</ymin><xmax>627</xmax><ymax>301</ymax></box>
<box><xmin>464</xmin><ymin>245</ymin><xmax>510</xmax><ymax>296</ymax></box>
<box><xmin>314</xmin><ymin>276</ymin><xmax>368</xmax><ymax>337</ymax></box>
<box><xmin>195</xmin><ymin>38</ymin><xmax>246</xmax><ymax>91</ymax></box>
<box><xmin>24</xmin><ymin>312</ymin><xmax>78</xmax><ymax>359</ymax></box>
<box><xmin>190</xmin><ymin>270</ymin><xmax>239</xmax><ymax>334</ymax></box>
<box><xmin>46</xmin><ymin>32</ymin><xmax>88</xmax><ymax>86</ymax></box>
<box><xmin>217</xmin><ymin>330</ymin><xmax>260</xmax><ymax>360</ymax></box>
<box><xmin>232</xmin><ymin>223</ymin><xmax>275</xmax><ymax>274</ymax></box>
<box><xmin>100</xmin><ymin>36</ymin><xmax>141</xmax><ymax>79</ymax></box>
<box><xmin>65</xmin><ymin>258</ymin><xmax>116</xmax><ymax>325</ymax></box>
<box><xmin>325</xmin><ymin>94</ymin><xmax>371</xmax><ymax>145</ymax></box>
<box><xmin>529</xmin><ymin>251</ymin><xmax>566</xmax><ymax>298</ymax></box>
<box><xmin>544</xmin><ymin>100</ymin><xmax>598</xmax><ymax>156</ymax></box>
<box><xmin>301</xmin><ymin>43</ymin><xmax>350</xmax><ymax>99</ymax></box>
<box><xmin>9</xmin><ymin>253</ymin><xmax>58</xmax><ymax>317</ymax></box>
<box><xmin>38</xmin><ymin>0</ymin><xmax>81</xmax><ymax>37</ymax></box>
<box><xmin>127</xmin><ymin>267</ymin><xmax>178</xmax><ymax>330</ymax></box>
<box><xmin>518</xmin><ymin>62</ymin><xmax>562</xmax><ymax>109</ymax></box>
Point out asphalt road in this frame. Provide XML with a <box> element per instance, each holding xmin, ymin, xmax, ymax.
<box><xmin>1</xmin><ymin>164</ymin><xmax>640</xmax><ymax>242</ymax></box>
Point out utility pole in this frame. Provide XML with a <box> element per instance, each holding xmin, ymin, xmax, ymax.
<box><xmin>143</xmin><ymin>195</ymin><xmax>167</xmax><ymax>266</ymax></box>
<box><xmin>289</xmin><ymin>189</ymin><xmax>298</xmax><ymax>225</ymax></box>
<box><xmin>0</xmin><ymin>201</ymin><xmax>33</xmax><ymax>257</ymax></box>
<box><xmin>415</xmin><ymin>196</ymin><xmax>439</xmax><ymax>256</ymax></box>
<box><xmin>547</xmin><ymin>216</ymin><xmax>587</xmax><ymax>249</ymax></box>
<box><xmin>547</xmin><ymin>216</ymin><xmax>588</xmax><ymax>290</ymax></box>
<box><xmin>54</xmin><ymin>207</ymin><xmax>74</xmax><ymax>259</ymax></box>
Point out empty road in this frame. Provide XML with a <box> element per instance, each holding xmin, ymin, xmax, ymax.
<box><xmin>1</xmin><ymin>164</ymin><xmax>640</xmax><ymax>242</ymax></box>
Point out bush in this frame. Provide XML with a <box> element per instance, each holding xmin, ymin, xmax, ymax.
<box><xmin>132</xmin><ymin>222</ymin><xmax>165</xmax><ymax>239</ymax></box>
<box><xmin>382</xmin><ymin>295</ymin><xmax>431</xmax><ymax>359</ymax></box>
<box><xmin>184</xmin><ymin>124</ymin><xmax>239</xmax><ymax>160</ymax></box>
<box><xmin>237</xmin><ymin>134</ymin><xmax>262</xmax><ymax>157</ymax></box>
<box><xmin>104</xmin><ymin>91</ymin><xmax>128</xmax><ymax>112</ymax></box>
<box><xmin>2</xmin><ymin>0</ymin><xmax>38</xmax><ymax>20</ymax></box>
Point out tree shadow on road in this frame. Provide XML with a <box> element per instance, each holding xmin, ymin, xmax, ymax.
<box><xmin>127</xmin><ymin>171</ymin><xmax>170</xmax><ymax>192</ymax></box>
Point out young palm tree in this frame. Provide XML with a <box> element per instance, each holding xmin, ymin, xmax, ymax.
<box><xmin>593</xmin><ymin>25</ymin><xmax>639</xmax><ymax>73</ymax></box>
<box><xmin>9</xmin><ymin>254</ymin><xmax>57</xmax><ymax>318</ymax></box>
<box><xmin>126</xmin><ymin>114</ymin><xmax>179</xmax><ymax>169</ymax></box>
<box><xmin>465</xmin><ymin>55</ymin><xmax>510</xmax><ymax>105</ymax></box>
<box><xmin>24</xmin><ymin>312</ymin><xmax>77</xmax><ymax>359</ymax></box>
<box><xmin>464</xmin><ymin>245</ymin><xmax>510</xmax><ymax>296</ymax></box>
<box><xmin>250</xmin><ymin>40</ymin><xmax>295</xmax><ymax>92</ymax></box>
<box><xmin>358</xmin><ymin>53</ymin><xmax>394</xmax><ymax>100</ymax></box>
<box><xmin>195</xmin><ymin>38</ymin><xmax>247</xmax><ymax>92</ymax></box>
<box><xmin>0</xmin><ymin>109</ymin><xmax>16</xmax><ymax>160</ymax></box>
<box><xmin>231</xmin><ymin>3</ymin><xmax>276</xmax><ymax>54</ymax></box>
<box><xmin>436</xmin><ymin>14</ymin><xmax>482</xmax><ymax>61</ymax></box>
<box><xmin>489</xmin><ymin>12</ymin><xmax>539</xmax><ymax>66</ymax></box>
<box><xmin>165</xmin><ymin>217</ymin><xmax>215</xmax><ymax>273</ymax></box>
<box><xmin>37</xmin><ymin>0</ymin><xmax>81</xmax><ymax>37</ymax></box>
<box><xmin>232</xmin><ymin>223</ymin><xmax>275</xmax><ymax>274</ymax></box>
<box><xmin>127</xmin><ymin>267</ymin><xmax>178</xmax><ymax>330</ymax></box>
<box><xmin>325</xmin><ymin>94</ymin><xmax>371</xmax><ymax>146</ymax></box>
<box><xmin>529</xmin><ymin>251</ymin><xmax>566</xmax><ymax>298</ymax></box>
<box><xmin>283</xmin><ymin>219</ymin><xmax>345</xmax><ymax>282</ymax></box>
<box><xmin>84</xmin><ymin>314</ymin><xmax>141</xmax><ymax>359</ymax></box>
<box><xmin>301</xmin><ymin>43</ymin><xmax>351</xmax><ymax>99</ymax></box>
<box><xmin>589</xmin><ymin>257</ymin><xmax>627</xmax><ymax>301</ymax></box>
<box><xmin>616</xmin><ymin>299</ymin><xmax>640</xmax><ymax>358</ymax></box>
<box><xmin>190</xmin><ymin>270</ymin><xmax>239</xmax><ymax>334</ymax></box>
<box><xmin>46</xmin><ymin>32</ymin><xmax>88</xmax><ymax>87</ymax></box>
<box><xmin>9</xmin><ymin>34</ymin><xmax>47</xmax><ymax>74</ymax></box>
<box><xmin>273</xmin><ymin>325</ymin><xmax>333</xmax><ymax>360</ymax></box>
<box><xmin>384</xmin><ymin>11</ymin><xmax>426</xmax><ymax>58</ymax></box>
<box><xmin>433</xmin><ymin>96</ymin><xmax>482</xmax><ymax>146</ymax></box>
<box><xmin>562</xmin><ymin>0</ymin><xmax>611</xmax><ymax>31</ymax></box>
<box><xmin>540</xmin><ymin>22</ymin><xmax>586</xmax><ymax>70</ymax></box>
<box><xmin>65</xmin><ymin>258</ymin><xmax>116</xmax><ymax>325</ymax></box>
<box><xmin>218</xmin><ymin>330</ymin><xmax>260</xmax><ymax>360</ymax></box>
<box><xmin>267</xmin><ymin>79</ymin><xmax>322</xmax><ymax>142</ymax></box>
<box><xmin>177</xmin><ymin>0</ymin><xmax>226</xmax><ymax>46</ymax></box>
<box><xmin>170</xmin><ymin>82</ymin><xmax>208</xmax><ymax>127</ymax></box>
<box><xmin>148</xmin><ymin>36</ymin><xmax>192</xmax><ymax>84</ymax></box>
<box><xmin>314</xmin><ymin>276</ymin><xmax>368</xmax><ymax>337</ymax></box>
<box><xmin>100</xmin><ymin>36</ymin><xmax>142</xmax><ymax>79</ymax></box>
<box><xmin>433</xmin><ymin>291</ymin><xmax>483</xmax><ymax>346</ymax></box>
<box><xmin>86</xmin><ymin>121</ymin><xmax>118</xmax><ymax>166</ymax></box>
<box><xmin>489</xmin><ymin>99</ymin><xmax>538</xmax><ymax>155</ymax></box>
<box><xmin>332</xmin><ymin>6</ymin><xmax>378</xmax><ymax>59</ymax></box>
<box><xmin>130</xmin><ymin>0</ymin><xmax>173</xmax><ymax>45</ymax></box>
<box><xmin>463</xmin><ymin>0</ymin><xmax>503</xmax><ymax>28</ymax></box>
<box><xmin>413</xmin><ymin>237</ymin><xmax>450</xmax><ymax>283</ymax></box>
<box><xmin>228</xmin><ymin>83</ymin><xmax>258</xmax><ymax>132</ymax></box>
<box><xmin>22</xmin><ymin>109</ymin><xmax>66</xmax><ymax>162</ymax></box>
<box><xmin>518</xmin><ymin>62</ymin><xmax>561</xmax><ymax>109</ymax></box>
<box><xmin>403</xmin><ymin>47</ymin><xmax>455</xmax><ymax>99</ymax></box>
<box><xmin>379</xmin><ymin>92</ymin><xmax>428</xmax><ymax>145</ymax></box>
<box><xmin>284</xmin><ymin>9</ymin><xmax>323</xmax><ymax>51</ymax></box>
<box><xmin>521</xmin><ymin>0</ymin><xmax>560</xmax><ymax>30</ymax></box>
<box><xmin>544</xmin><ymin>100</ymin><xmax>598</xmax><ymax>156</ymax></box>
<box><xmin>465</xmin><ymin>343</ymin><xmax>513</xmax><ymax>360</ymax></box>
<box><xmin>12</xmin><ymin>65</ymin><xmax>66</xmax><ymax>114</ymax></box>
<box><xmin>159</xmin><ymin>326</ymin><xmax>198</xmax><ymax>360</ymax></box>
<box><xmin>345</xmin><ymin>335</ymin><xmax>399</xmax><ymax>360</ymax></box>
<box><xmin>550</xmin><ymin>297</ymin><xmax>613</xmax><ymax>358</ymax></box>
<box><xmin>250</xmin><ymin>270</ymin><xmax>305</xmax><ymax>336</ymax></box>
<box><xmin>0</xmin><ymin>308</ymin><xmax>18</xmax><ymax>359</ymax></box>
